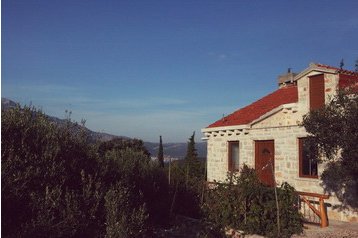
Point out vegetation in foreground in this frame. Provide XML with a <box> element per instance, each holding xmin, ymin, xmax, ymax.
<box><xmin>2</xmin><ymin>105</ymin><xmax>303</xmax><ymax>237</ymax></box>
<box><xmin>201</xmin><ymin>166</ymin><xmax>303</xmax><ymax>238</ymax></box>
<box><xmin>2</xmin><ymin>106</ymin><xmax>170</xmax><ymax>237</ymax></box>
<box><xmin>302</xmin><ymin>90</ymin><xmax>358</xmax><ymax>209</ymax></box>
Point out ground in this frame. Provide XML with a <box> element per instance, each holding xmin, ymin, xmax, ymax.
<box><xmin>292</xmin><ymin>220</ymin><xmax>358</xmax><ymax>238</ymax></box>
<box><xmin>155</xmin><ymin>216</ymin><xmax>358</xmax><ymax>238</ymax></box>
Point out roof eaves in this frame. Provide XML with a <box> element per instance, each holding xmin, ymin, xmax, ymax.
<box><xmin>202</xmin><ymin>124</ymin><xmax>249</xmax><ymax>132</ymax></box>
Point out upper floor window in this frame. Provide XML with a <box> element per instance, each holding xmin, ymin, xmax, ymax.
<box><xmin>228</xmin><ymin>141</ymin><xmax>240</xmax><ymax>172</ymax></box>
<box><xmin>309</xmin><ymin>74</ymin><xmax>325</xmax><ymax>111</ymax></box>
<box><xmin>298</xmin><ymin>138</ymin><xmax>318</xmax><ymax>178</ymax></box>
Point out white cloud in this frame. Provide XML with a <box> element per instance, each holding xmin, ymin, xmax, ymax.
<box><xmin>208</xmin><ymin>52</ymin><xmax>230</xmax><ymax>61</ymax></box>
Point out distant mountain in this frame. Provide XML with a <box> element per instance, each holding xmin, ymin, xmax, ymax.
<box><xmin>1</xmin><ymin>97</ymin><xmax>127</xmax><ymax>143</ymax></box>
<box><xmin>1</xmin><ymin>97</ymin><xmax>18</xmax><ymax>110</ymax></box>
<box><xmin>46</xmin><ymin>114</ymin><xmax>128</xmax><ymax>142</ymax></box>
<box><xmin>1</xmin><ymin>97</ymin><xmax>207</xmax><ymax>159</ymax></box>
<box><xmin>145</xmin><ymin>141</ymin><xmax>207</xmax><ymax>159</ymax></box>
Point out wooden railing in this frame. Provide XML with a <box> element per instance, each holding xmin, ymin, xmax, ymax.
<box><xmin>296</xmin><ymin>191</ymin><xmax>330</xmax><ymax>228</ymax></box>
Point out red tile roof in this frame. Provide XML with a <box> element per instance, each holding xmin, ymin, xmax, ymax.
<box><xmin>314</xmin><ymin>63</ymin><xmax>358</xmax><ymax>91</ymax></box>
<box><xmin>208</xmin><ymin>85</ymin><xmax>298</xmax><ymax>128</ymax></box>
<box><xmin>338</xmin><ymin>73</ymin><xmax>358</xmax><ymax>90</ymax></box>
<box><xmin>314</xmin><ymin>63</ymin><xmax>357</xmax><ymax>75</ymax></box>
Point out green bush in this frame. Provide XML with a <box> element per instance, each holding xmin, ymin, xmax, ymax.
<box><xmin>2</xmin><ymin>106</ymin><xmax>101</xmax><ymax>237</ymax></box>
<box><xmin>98</xmin><ymin>147</ymin><xmax>171</xmax><ymax>228</ymax></box>
<box><xmin>167</xmin><ymin>159</ymin><xmax>206</xmax><ymax>219</ymax></box>
<box><xmin>202</xmin><ymin>165</ymin><xmax>303</xmax><ymax>238</ymax></box>
<box><xmin>2</xmin><ymin>106</ymin><xmax>171</xmax><ymax>237</ymax></box>
<box><xmin>104</xmin><ymin>182</ymin><xmax>149</xmax><ymax>238</ymax></box>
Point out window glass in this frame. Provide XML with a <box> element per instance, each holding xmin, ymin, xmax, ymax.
<box><xmin>299</xmin><ymin>138</ymin><xmax>318</xmax><ymax>178</ymax></box>
<box><xmin>229</xmin><ymin>142</ymin><xmax>240</xmax><ymax>171</ymax></box>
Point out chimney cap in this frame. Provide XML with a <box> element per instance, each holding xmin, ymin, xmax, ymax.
<box><xmin>278</xmin><ymin>69</ymin><xmax>297</xmax><ymax>87</ymax></box>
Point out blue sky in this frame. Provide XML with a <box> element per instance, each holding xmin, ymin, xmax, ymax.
<box><xmin>2</xmin><ymin>0</ymin><xmax>358</xmax><ymax>142</ymax></box>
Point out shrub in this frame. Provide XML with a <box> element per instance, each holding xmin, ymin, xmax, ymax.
<box><xmin>168</xmin><ymin>159</ymin><xmax>206</xmax><ymax>219</ymax></box>
<box><xmin>2</xmin><ymin>106</ymin><xmax>171</xmax><ymax>237</ymax></box>
<box><xmin>97</xmin><ymin>147</ymin><xmax>171</xmax><ymax>228</ymax></box>
<box><xmin>104</xmin><ymin>182</ymin><xmax>149</xmax><ymax>238</ymax></box>
<box><xmin>2</xmin><ymin>106</ymin><xmax>102</xmax><ymax>237</ymax></box>
<box><xmin>202</xmin><ymin>165</ymin><xmax>303</xmax><ymax>238</ymax></box>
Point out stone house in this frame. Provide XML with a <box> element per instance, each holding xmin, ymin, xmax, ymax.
<box><xmin>201</xmin><ymin>63</ymin><xmax>358</xmax><ymax>222</ymax></box>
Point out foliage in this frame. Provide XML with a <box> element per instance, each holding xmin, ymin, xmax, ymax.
<box><xmin>2</xmin><ymin>106</ymin><xmax>101</xmax><ymax>237</ymax></box>
<box><xmin>158</xmin><ymin>135</ymin><xmax>164</xmax><ymax>168</ymax></box>
<box><xmin>98</xmin><ymin>147</ymin><xmax>171</xmax><ymax>228</ymax></box>
<box><xmin>302</xmin><ymin>90</ymin><xmax>358</xmax><ymax>208</ymax></box>
<box><xmin>1</xmin><ymin>106</ymin><xmax>170</xmax><ymax>237</ymax></box>
<box><xmin>202</xmin><ymin>165</ymin><xmax>303</xmax><ymax>238</ymax></box>
<box><xmin>97</xmin><ymin>137</ymin><xmax>150</xmax><ymax>158</ymax></box>
<box><xmin>104</xmin><ymin>182</ymin><xmax>149</xmax><ymax>238</ymax></box>
<box><xmin>169</xmin><ymin>161</ymin><xmax>204</xmax><ymax>218</ymax></box>
<box><xmin>183</xmin><ymin>132</ymin><xmax>205</xmax><ymax>193</ymax></box>
<box><xmin>184</xmin><ymin>132</ymin><xmax>201</xmax><ymax>178</ymax></box>
<box><xmin>167</xmin><ymin>132</ymin><xmax>206</xmax><ymax>219</ymax></box>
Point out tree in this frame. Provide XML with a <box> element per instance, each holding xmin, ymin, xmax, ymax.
<box><xmin>302</xmin><ymin>90</ymin><xmax>358</xmax><ymax>208</ymax></box>
<box><xmin>185</xmin><ymin>132</ymin><xmax>198</xmax><ymax>163</ymax></box>
<box><xmin>184</xmin><ymin>132</ymin><xmax>199</xmax><ymax>178</ymax></box>
<box><xmin>158</xmin><ymin>135</ymin><xmax>164</xmax><ymax>168</ymax></box>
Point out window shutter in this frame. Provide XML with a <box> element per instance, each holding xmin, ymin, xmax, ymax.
<box><xmin>309</xmin><ymin>74</ymin><xmax>325</xmax><ymax>110</ymax></box>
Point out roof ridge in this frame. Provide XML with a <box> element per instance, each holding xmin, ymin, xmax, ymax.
<box><xmin>313</xmin><ymin>63</ymin><xmax>358</xmax><ymax>75</ymax></box>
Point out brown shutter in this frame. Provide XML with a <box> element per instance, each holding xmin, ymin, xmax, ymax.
<box><xmin>309</xmin><ymin>74</ymin><xmax>325</xmax><ymax>110</ymax></box>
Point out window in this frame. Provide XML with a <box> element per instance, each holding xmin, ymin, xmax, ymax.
<box><xmin>298</xmin><ymin>138</ymin><xmax>318</xmax><ymax>178</ymax></box>
<box><xmin>228</xmin><ymin>141</ymin><xmax>240</xmax><ymax>171</ymax></box>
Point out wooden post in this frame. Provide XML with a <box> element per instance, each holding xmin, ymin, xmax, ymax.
<box><xmin>297</xmin><ymin>191</ymin><xmax>330</xmax><ymax>228</ymax></box>
<box><xmin>168</xmin><ymin>157</ymin><xmax>171</xmax><ymax>185</ymax></box>
<box><xmin>319</xmin><ymin>198</ymin><xmax>328</xmax><ymax>228</ymax></box>
<box><xmin>270</xmin><ymin>158</ymin><xmax>280</xmax><ymax>236</ymax></box>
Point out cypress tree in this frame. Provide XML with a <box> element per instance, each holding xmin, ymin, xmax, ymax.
<box><xmin>185</xmin><ymin>132</ymin><xmax>198</xmax><ymax>164</ymax></box>
<box><xmin>158</xmin><ymin>135</ymin><xmax>164</xmax><ymax>168</ymax></box>
<box><xmin>185</xmin><ymin>132</ymin><xmax>199</xmax><ymax>183</ymax></box>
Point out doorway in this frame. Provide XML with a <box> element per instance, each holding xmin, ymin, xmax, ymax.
<box><xmin>255</xmin><ymin>140</ymin><xmax>275</xmax><ymax>186</ymax></box>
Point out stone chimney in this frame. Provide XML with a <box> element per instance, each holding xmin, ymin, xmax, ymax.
<box><xmin>278</xmin><ymin>68</ymin><xmax>297</xmax><ymax>88</ymax></box>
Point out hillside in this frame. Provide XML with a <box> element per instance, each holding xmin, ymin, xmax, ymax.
<box><xmin>1</xmin><ymin>97</ymin><xmax>206</xmax><ymax>158</ymax></box>
<box><xmin>145</xmin><ymin>141</ymin><xmax>206</xmax><ymax>159</ymax></box>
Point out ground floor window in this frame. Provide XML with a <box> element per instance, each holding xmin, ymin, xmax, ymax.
<box><xmin>298</xmin><ymin>138</ymin><xmax>318</xmax><ymax>178</ymax></box>
<box><xmin>228</xmin><ymin>141</ymin><xmax>240</xmax><ymax>172</ymax></box>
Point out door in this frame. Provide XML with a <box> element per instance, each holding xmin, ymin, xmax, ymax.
<box><xmin>255</xmin><ymin>140</ymin><xmax>275</xmax><ymax>186</ymax></box>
